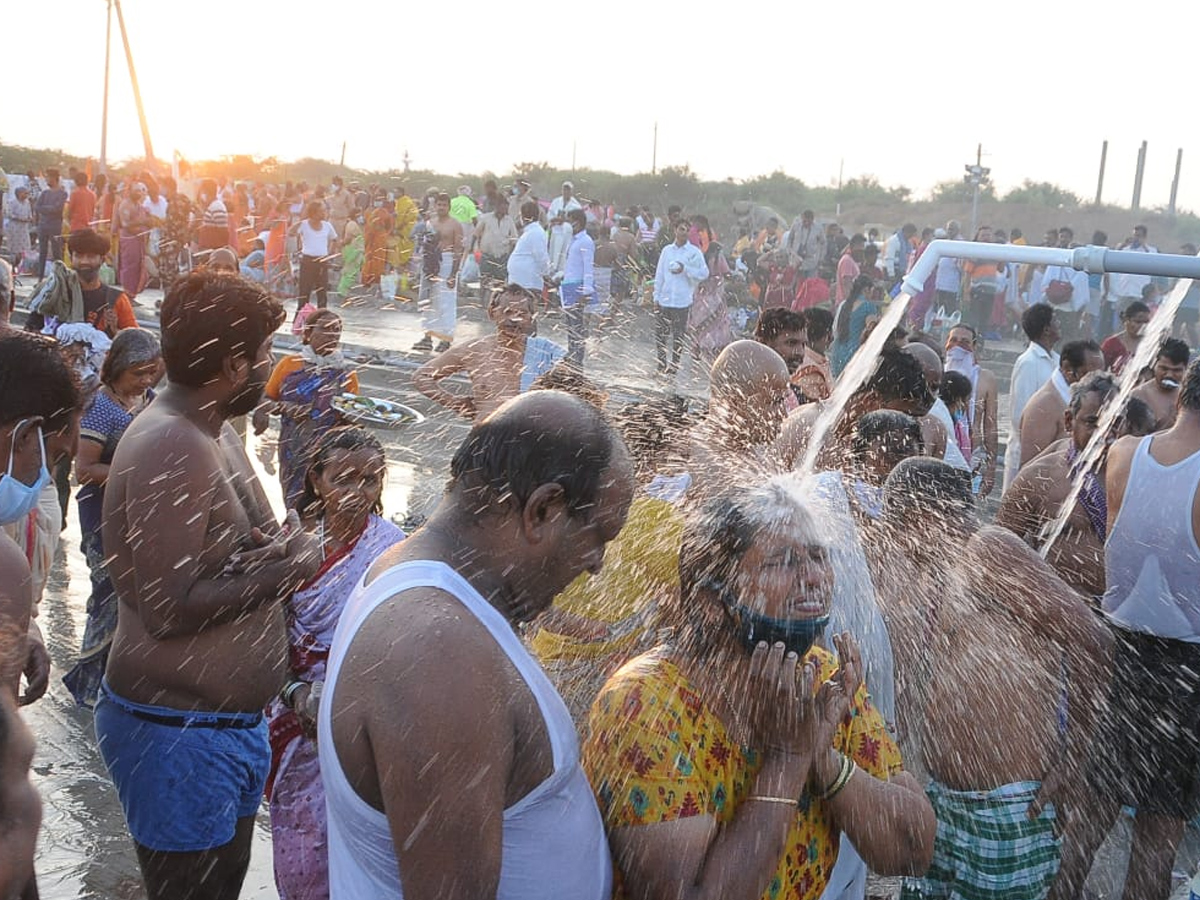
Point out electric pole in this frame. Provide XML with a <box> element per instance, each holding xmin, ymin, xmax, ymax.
<box><xmin>964</xmin><ymin>144</ymin><xmax>991</xmax><ymax>237</ymax></box>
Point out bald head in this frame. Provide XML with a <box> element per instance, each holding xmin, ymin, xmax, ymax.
<box><xmin>708</xmin><ymin>340</ymin><xmax>791</xmax><ymax>445</ymax></box>
<box><xmin>449</xmin><ymin>390</ymin><xmax>631</xmax><ymax>516</ymax></box>
<box><xmin>904</xmin><ymin>341</ymin><xmax>943</xmax><ymax>396</ymax></box>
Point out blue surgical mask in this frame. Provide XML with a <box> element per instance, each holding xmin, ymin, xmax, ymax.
<box><xmin>0</xmin><ymin>420</ymin><xmax>51</xmax><ymax>525</ymax></box>
<box><xmin>708</xmin><ymin>579</ymin><xmax>829</xmax><ymax>658</ymax></box>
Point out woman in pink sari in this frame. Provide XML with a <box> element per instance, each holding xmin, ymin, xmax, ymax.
<box><xmin>265</xmin><ymin>426</ymin><xmax>405</xmax><ymax>900</ymax></box>
<box><xmin>688</xmin><ymin>242</ymin><xmax>733</xmax><ymax>369</ymax></box>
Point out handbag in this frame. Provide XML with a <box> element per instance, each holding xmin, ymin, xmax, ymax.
<box><xmin>1045</xmin><ymin>268</ymin><xmax>1074</xmax><ymax>305</ymax></box>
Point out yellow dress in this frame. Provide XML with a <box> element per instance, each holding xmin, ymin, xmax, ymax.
<box><xmin>390</xmin><ymin>195</ymin><xmax>418</xmax><ymax>267</ymax></box>
<box><xmin>583</xmin><ymin>647</ymin><xmax>903</xmax><ymax>900</ymax></box>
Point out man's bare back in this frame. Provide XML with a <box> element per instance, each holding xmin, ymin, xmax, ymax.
<box><xmin>1131</xmin><ymin>380</ymin><xmax>1177</xmax><ymax>429</ymax></box>
<box><xmin>104</xmin><ymin>400</ymin><xmax>287</xmax><ymax>711</ymax></box>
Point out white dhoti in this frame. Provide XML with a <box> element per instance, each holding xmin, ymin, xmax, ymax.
<box><xmin>420</xmin><ymin>251</ymin><xmax>457</xmax><ymax>340</ymax></box>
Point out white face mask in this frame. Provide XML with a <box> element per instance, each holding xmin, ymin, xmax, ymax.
<box><xmin>0</xmin><ymin>420</ymin><xmax>51</xmax><ymax>525</ymax></box>
<box><xmin>945</xmin><ymin>346</ymin><xmax>976</xmax><ymax>371</ymax></box>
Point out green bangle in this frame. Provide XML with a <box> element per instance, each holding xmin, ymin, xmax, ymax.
<box><xmin>280</xmin><ymin>680</ymin><xmax>306</xmax><ymax>710</ymax></box>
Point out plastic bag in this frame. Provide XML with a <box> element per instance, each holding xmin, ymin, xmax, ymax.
<box><xmin>380</xmin><ymin>273</ymin><xmax>399</xmax><ymax>300</ymax></box>
<box><xmin>459</xmin><ymin>253</ymin><xmax>480</xmax><ymax>286</ymax></box>
<box><xmin>292</xmin><ymin>302</ymin><xmax>317</xmax><ymax>335</ymax></box>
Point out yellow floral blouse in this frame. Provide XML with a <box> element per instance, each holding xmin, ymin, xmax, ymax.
<box><xmin>582</xmin><ymin>646</ymin><xmax>903</xmax><ymax>900</ymax></box>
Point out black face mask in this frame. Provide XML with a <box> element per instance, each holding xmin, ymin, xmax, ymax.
<box><xmin>76</xmin><ymin>266</ymin><xmax>100</xmax><ymax>283</ymax></box>
<box><xmin>704</xmin><ymin>579</ymin><xmax>829</xmax><ymax>659</ymax></box>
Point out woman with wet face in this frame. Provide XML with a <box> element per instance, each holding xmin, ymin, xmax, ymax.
<box><xmin>266</xmin><ymin>425</ymin><xmax>404</xmax><ymax>900</ymax></box>
<box><xmin>252</xmin><ymin>309</ymin><xmax>359</xmax><ymax>509</ymax></box>
<box><xmin>65</xmin><ymin>329</ymin><xmax>162</xmax><ymax>708</ymax></box>
<box><xmin>582</xmin><ymin>476</ymin><xmax>934</xmax><ymax>900</ymax></box>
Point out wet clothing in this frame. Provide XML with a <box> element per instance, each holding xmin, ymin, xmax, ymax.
<box><xmin>319</xmin><ymin>560</ymin><xmax>613</xmax><ymax>900</ymax></box>
<box><xmin>900</xmin><ymin>781</ymin><xmax>1059</xmax><ymax>900</ymax></box>
<box><xmin>583</xmin><ymin>648</ymin><xmax>901</xmax><ymax>900</ymax></box>
<box><xmin>267</xmin><ymin>515</ymin><xmax>404</xmax><ymax>900</ymax></box>
<box><xmin>419</xmin><ymin>251</ymin><xmax>457</xmax><ymax>340</ymax></box>
<box><xmin>95</xmin><ymin>680</ymin><xmax>268</xmax><ymax>852</ymax></box>
<box><xmin>1089</xmin><ymin>625</ymin><xmax>1200</xmax><ymax>817</ymax></box>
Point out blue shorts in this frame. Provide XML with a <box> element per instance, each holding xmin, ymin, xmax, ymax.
<box><xmin>95</xmin><ymin>680</ymin><xmax>269</xmax><ymax>852</ymax></box>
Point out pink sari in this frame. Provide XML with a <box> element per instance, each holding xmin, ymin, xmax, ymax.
<box><xmin>266</xmin><ymin>514</ymin><xmax>405</xmax><ymax>900</ymax></box>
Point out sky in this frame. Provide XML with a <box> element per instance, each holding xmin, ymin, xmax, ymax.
<box><xmin>8</xmin><ymin>0</ymin><xmax>1197</xmax><ymax>213</ymax></box>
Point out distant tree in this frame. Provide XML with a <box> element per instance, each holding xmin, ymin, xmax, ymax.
<box><xmin>1002</xmin><ymin>179</ymin><xmax>1081</xmax><ymax>207</ymax></box>
<box><xmin>929</xmin><ymin>179</ymin><xmax>995</xmax><ymax>203</ymax></box>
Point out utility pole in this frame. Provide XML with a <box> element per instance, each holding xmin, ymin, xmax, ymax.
<box><xmin>964</xmin><ymin>143</ymin><xmax>991</xmax><ymax>237</ymax></box>
<box><xmin>651</xmin><ymin>122</ymin><xmax>657</xmax><ymax>176</ymax></box>
<box><xmin>571</xmin><ymin>140</ymin><xmax>576</xmax><ymax>175</ymax></box>
<box><xmin>1095</xmin><ymin>140</ymin><xmax>1107</xmax><ymax>206</ymax></box>
<box><xmin>1132</xmin><ymin>140</ymin><xmax>1147</xmax><ymax>211</ymax></box>
<box><xmin>339</xmin><ymin>142</ymin><xmax>346</xmax><ymax>167</ymax></box>
<box><xmin>402</xmin><ymin>149</ymin><xmax>411</xmax><ymax>173</ymax></box>
<box><xmin>1169</xmin><ymin>148</ymin><xmax>1183</xmax><ymax>218</ymax></box>
<box><xmin>100</xmin><ymin>0</ymin><xmax>113</xmax><ymax>174</ymax></box>
<box><xmin>113</xmin><ymin>0</ymin><xmax>154</xmax><ymax>165</ymax></box>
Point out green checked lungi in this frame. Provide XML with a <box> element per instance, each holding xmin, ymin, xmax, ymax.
<box><xmin>900</xmin><ymin>780</ymin><xmax>1060</xmax><ymax>900</ymax></box>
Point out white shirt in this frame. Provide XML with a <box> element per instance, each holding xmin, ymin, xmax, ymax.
<box><xmin>1035</xmin><ymin>265</ymin><xmax>1090</xmax><ymax>313</ymax></box>
<box><xmin>1002</xmin><ymin>341</ymin><xmax>1059</xmax><ymax>492</ymax></box>
<box><xmin>547</xmin><ymin>195</ymin><xmax>582</xmax><ymax>221</ymax></box>
<box><xmin>507</xmin><ymin>221</ymin><xmax>551</xmax><ymax>290</ymax></box>
<box><xmin>142</xmin><ymin>196</ymin><xmax>167</xmax><ymax>219</ymax></box>
<box><xmin>654</xmin><ymin>241</ymin><xmax>709</xmax><ymax>309</ymax></box>
<box><xmin>298</xmin><ymin>219</ymin><xmax>337</xmax><ymax>257</ymax></box>
<box><xmin>1109</xmin><ymin>243</ymin><xmax>1158</xmax><ymax>299</ymax></box>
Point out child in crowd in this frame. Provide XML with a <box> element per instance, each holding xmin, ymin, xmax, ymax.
<box><xmin>941</xmin><ymin>369</ymin><xmax>974</xmax><ymax>463</ymax></box>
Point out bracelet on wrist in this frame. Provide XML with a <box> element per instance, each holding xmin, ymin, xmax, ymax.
<box><xmin>280</xmin><ymin>679</ymin><xmax>306</xmax><ymax>710</ymax></box>
<box><xmin>817</xmin><ymin>752</ymin><xmax>856</xmax><ymax>801</ymax></box>
<box><xmin>745</xmin><ymin>795</ymin><xmax>799</xmax><ymax>808</ymax></box>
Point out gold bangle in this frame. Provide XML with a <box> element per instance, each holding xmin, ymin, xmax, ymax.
<box><xmin>744</xmin><ymin>795</ymin><xmax>798</xmax><ymax>807</ymax></box>
<box><xmin>824</xmin><ymin>756</ymin><xmax>857</xmax><ymax>802</ymax></box>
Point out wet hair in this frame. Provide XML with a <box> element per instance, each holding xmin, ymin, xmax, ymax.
<box><xmin>1119</xmin><ymin>396</ymin><xmax>1157</xmax><ymax>435</ymax></box>
<box><xmin>755</xmin><ymin>308</ymin><xmax>805</xmax><ymax>343</ymax></box>
<box><xmin>489</xmin><ymin>284</ymin><xmax>536</xmax><ymax>311</ymax></box>
<box><xmin>940</xmin><ymin>370</ymin><xmax>973</xmax><ymax>407</ymax></box>
<box><xmin>160</xmin><ymin>271</ymin><xmax>285</xmax><ymax>388</ymax></box>
<box><xmin>100</xmin><ymin>329</ymin><xmax>161</xmax><ymax>387</ymax></box>
<box><xmin>850</xmin><ymin>410</ymin><xmax>923</xmax><ymax>460</ymax></box>
<box><xmin>447</xmin><ymin>391</ymin><xmax>619</xmax><ymax>518</ymax></box>
<box><xmin>1061</xmin><ymin>339</ymin><xmax>1100</xmax><ymax>372</ymax></box>
<box><xmin>1021</xmin><ymin>304</ymin><xmax>1055</xmax><ymax>342</ymax></box>
<box><xmin>676</xmin><ymin>477</ymin><xmax>820</xmax><ymax>621</ymax></box>
<box><xmin>864</xmin><ymin>346</ymin><xmax>933</xmax><ymax>407</ymax></box>
<box><xmin>302</xmin><ymin>309</ymin><xmax>342</xmax><ymax>344</ymax></box>
<box><xmin>298</xmin><ymin>425</ymin><xmax>386</xmax><ymax>518</ymax></box>
<box><xmin>1120</xmin><ymin>301</ymin><xmax>1150</xmax><ymax>321</ymax></box>
<box><xmin>529</xmin><ymin>363</ymin><xmax>607</xmax><ymax>409</ymax></box>
<box><xmin>804</xmin><ymin>307</ymin><xmax>833</xmax><ymax>345</ymax></box>
<box><xmin>883</xmin><ymin>457</ymin><xmax>974</xmax><ymax>525</ymax></box>
<box><xmin>0</xmin><ymin>331</ymin><xmax>83</xmax><ymax>430</ymax></box>
<box><xmin>1180</xmin><ymin>357</ymin><xmax>1200</xmax><ymax>412</ymax></box>
<box><xmin>1158</xmin><ymin>337</ymin><xmax>1191</xmax><ymax>366</ymax></box>
<box><xmin>616</xmin><ymin>396</ymin><xmax>689</xmax><ymax>470</ymax></box>
<box><xmin>1069</xmin><ymin>371</ymin><xmax>1117</xmax><ymax>416</ymax></box>
<box><xmin>67</xmin><ymin>228</ymin><xmax>112</xmax><ymax>258</ymax></box>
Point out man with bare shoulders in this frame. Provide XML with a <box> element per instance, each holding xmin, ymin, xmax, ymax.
<box><xmin>1017</xmin><ymin>340</ymin><xmax>1103</xmax><ymax>468</ymax></box>
<box><xmin>879</xmin><ymin>459</ymin><xmax>1111</xmax><ymax>900</ymax></box>
<box><xmin>997</xmin><ymin>372</ymin><xmax>1118</xmax><ymax>598</ymax></box>
<box><xmin>414</xmin><ymin>192</ymin><xmax>464</xmax><ymax>352</ymax></box>
<box><xmin>689</xmin><ymin>339</ymin><xmax>791</xmax><ymax>502</ymax></box>
<box><xmin>317</xmin><ymin>391</ymin><xmax>634</xmax><ymax>899</ymax></box>
<box><xmin>1053</xmin><ymin>356</ymin><xmax>1200</xmax><ymax>900</ymax></box>
<box><xmin>96</xmin><ymin>271</ymin><xmax>320</xmax><ymax>900</ymax></box>
<box><xmin>944</xmin><ymin>324</ymin><xmax>999</xmax><ymax>494</ymax></box>
<box><xmin>1129</xmin><ymin>336</ymin><xmax>1189</xmax><ymax>430</ymax></box>
<box><xmin>413</xmin><ymin>284</ymin><xmax>565</xmax><ymax>420</ymax></box>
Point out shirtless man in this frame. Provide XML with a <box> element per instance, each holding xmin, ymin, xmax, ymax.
<box><xmin>1017</xmin><ymin>339</ymin><xmax>1103</xmax><ymax>468</ymax></box>
<box><xmin>880</xmin><ymin>458</ymin><xmax>1111</xmax><ymax>900</ymax></box>
<box><xmin>944</xmin><ymin>324</ymin><xmax>999</xmax><ymax>494</ymax></box>
<box><xmin>689</xmin><ymin>340</ymin><xmax>791</xmax><ymax>502</ymax></box>
<box><xmin>318</xmin><ymin>391</ymin><xmax>634</xmax><ymax>899</ymax></box>
<box><xmin>1130</xmin><ymin>336</ymin><xmax>1189</xmax><ymax>430</ymax></box>
<box><xmin>997</xmin><ymin>372</ymin><xmax>1117</xmax><ymax>597</ymax></box>
<box><xmin>778</xmin><ymin>345</ymin><xmax>934</xmax><ymax>472</ymax></box>
<box><xmin>413</xmin><ymin>284</ymin><xmax>566</xmax><ymax>420</ymax></box>
<box><xmin>414</xmin><ymin>192</ymin><xmax>464</xmax><ymax>352</ymax></box>
<box><xmin>97</xmin><ymin>271</ymin><xmax>320</xmax><ymax>900</ymax></box>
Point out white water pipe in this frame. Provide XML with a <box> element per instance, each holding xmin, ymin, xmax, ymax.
<box><xmin>902</xmin><ymin>239</ymin><xmax>1200</xmax><ymax>296</ymax></box>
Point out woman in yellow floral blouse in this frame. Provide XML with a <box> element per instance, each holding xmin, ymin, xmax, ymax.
<box><xmin>582</xmin><ymin>476</ymin><xmax>935</xmax><ymax>900</ymax></box>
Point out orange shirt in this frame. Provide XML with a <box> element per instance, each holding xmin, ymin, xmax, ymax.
<box><xmin>265</xmin><ymin>354</ymin><xmax>359</xmax><ymax>401</ymax></box>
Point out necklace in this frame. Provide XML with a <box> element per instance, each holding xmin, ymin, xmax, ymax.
<box><xmin>317</xmin><ymin>517</ymin><xmax>328</xmax><ymax>561</ymax></box>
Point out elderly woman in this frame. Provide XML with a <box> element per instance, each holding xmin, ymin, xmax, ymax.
<box><xmin>4</xmin><ymin>186</ymin><xmax>33</xmax><ymax>264</ymax></box>
<box><xmin>582</xmin><ymin>476</ymin><xmax>934</xmax><ymax>900</ymax></box>
<box><xmin>64</xmin><ymin>328</ymin><xmax>162</xmax><ymax>707</ymax></box>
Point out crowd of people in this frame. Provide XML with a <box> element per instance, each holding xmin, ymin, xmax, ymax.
<box><xmin>0</xmin><ymin>164</ymin><xmax>1199</xmax><ymax>900</ymax></box>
